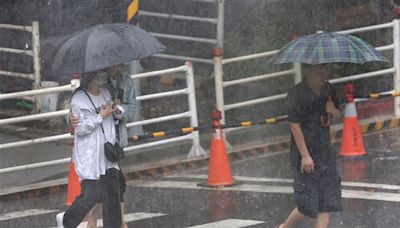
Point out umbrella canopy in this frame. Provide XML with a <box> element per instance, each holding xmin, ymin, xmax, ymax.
<box><xmin>274</xmin><ymin>32</ymin><xmax>389</xmax><ymax>65</ymax></box>
<box><xmin>51</xmin><ymin>23</ymin><xmax>165</xmax><ymax>75</ymax></box>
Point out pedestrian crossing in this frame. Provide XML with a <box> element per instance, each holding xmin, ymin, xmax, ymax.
<box><xmin>78</xmin><ymin>217</ymin><xmax>266</xmax><ymax>228</ymax></box>
<box><xmin>0</xmin><ymin>209</ymin><xmax>58</xmax><ymax>221</ymax></box>
<box><xmin>0</xmin><ymin>208</ymin><xmax>267</xmax><ymax>227</ymax></box>
<box><xmin>187</xmin><ymin>219</ymin><xmax>265</xmax><ymax>228</ymax></box>
<box><xmin>156</xmin><ymin>174</ymin><xmax>400</xmax><ymax>203</ymax></box>
<box><xmin>4</xmin><ymin>175</ymin><xmax>400</xmax><ymax>227</ymax></box>
<box><xmin>76</xmin><ymin>212</ymin><xmax>166</xmax><ymax>227</ymax></box>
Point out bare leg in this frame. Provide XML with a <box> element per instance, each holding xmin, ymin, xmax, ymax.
<box><xmin>120</xmin><ymin>202</ymin><xmax>128</xmax><ymax>228</ymax></box>
<box><xmin>279</xmin><ymin>208</ymin><xmax>305</xmax><ymax>228</ymax></box>
<box><xmin>314</xmin><ymin>212</ymin><xmax>329</xmax><ymax>228</ymax></box>
<box><xmin>86</xmin><ymin>203</ymin><xmax>101</xmax><ymax>228</ymax></box>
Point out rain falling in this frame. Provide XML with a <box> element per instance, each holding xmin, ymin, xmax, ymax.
<box><xmin>0</xmin><ymin>0</ymin><xmax>400</xmax><ymax>227</ymax></box>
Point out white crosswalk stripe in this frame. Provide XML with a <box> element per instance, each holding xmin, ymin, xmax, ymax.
<box><xmin>172</xmin><ymin>174</ymin><xmax>400</xmax><ymax>191</ymax></box>
<box><xmin>186</xmin><ymin>219</ymin><xmax>265</xmax><ymax>228</ymax></box>
<box><xmin>131</xmin><ymin>179</ymin><xmax>400</xmax><ymax>203</ymax></box>
<box><xmin>76</xmin><ymin>212</ymin><xmax>166</xmax><ymax>228</ymax></box>
<box><xmin>0</xmin><ymin>209</ymin><xmax>58</xmax><ymax>221</ymax></box>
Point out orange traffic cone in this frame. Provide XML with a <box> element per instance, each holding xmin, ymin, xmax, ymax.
<box><xmin>340</xmin><ymin>85</ymin><xmax>366</xmax><ymax>156</ymax></box>
<box><xmin>206</xmin><ymin>128</ymin><xmax>234</xmax><ymax>186</ymax></box>
<box><xmin>201</xmin><ymin>110</ymin><xmax>234</xmax><ymax>187</ymax></box>
<box><xmin>65</xmin><ymin>162</ymin><xmax>81</xmax><ymax>206</ymax></box>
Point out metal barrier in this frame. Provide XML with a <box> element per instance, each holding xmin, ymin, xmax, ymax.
<box><xmin>132</xmin><ymin>85</ymin><xmax>400</xmax><ymax>141</ymax></box>
<box><xmin>139</xmin><ymin>0</ymin><xmax>223</xmax><ymax>64</ymax></box>
<box><xmin>131</xmin><ymin>89</ymin><xmax>400</xmax><ymax>142</ymax></box>
<box><xmin>124</xmin><ymin>62</ymin><xmax>206</xmax><ymax>157</ymax></box>
<box><xmin>213</xmin><ymin>19</ymin><xmax>400</xmax><ymax>131</ymax></box>
<box><xmin>131</xmin><ymin>114</ymin><xmax>289</xmax><ymax>141</ymax></box>
<box><xmin>336</xmin><ymin>20</ymin><xmax>400</xmax><ymax>117</ymax></box>
<box><xmin>213</xmin><ymin>48</ymin><xmax>301</xmax><ymax>125</ymax></box>
<box><xmin>0</xmin><ymin>21</ymin><xmax>42</xmax><ymax>111</ymax></box>
<box><xmin>0</xmin><ymin>78</ymin><xmax>80</xmax><ymax>152</ymax></box>
<box><xmin>0</xmin><ymin>62</ymin><xmax>205</xmax><ymax>176</ymax></box>
<box><xmin>0</xmin><ymin>78</ymin><xmax>79</xmax><ymax>175</ymax></box>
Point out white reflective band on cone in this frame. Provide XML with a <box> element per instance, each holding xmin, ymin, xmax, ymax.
<box><xmin>214</xmin><ymin>128</ymin><xmax>222</xmax><ymax>140</ymax></box>
<box><xmin>344</xmin><ymin>102</ymin><xmax>358</xmax><ymax>117</ymax></box>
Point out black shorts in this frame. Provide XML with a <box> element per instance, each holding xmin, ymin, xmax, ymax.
<box><xmin>292</xmin><ymin>165</ymin><xmax>343</xmax><ymax>218</ymax></box>
<box><xmin>119</xmin><ymin>169</ymin><xmax>126</xmax><ymax>202</ymax></box>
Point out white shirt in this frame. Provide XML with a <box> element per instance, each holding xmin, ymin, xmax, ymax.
<box><xmin>71</xmin><ymin>88</ymin><xmax>119</xmax><ymax>180</ymax></box>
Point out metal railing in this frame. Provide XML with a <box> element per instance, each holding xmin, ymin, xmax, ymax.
<box><xmin>125</xmin><ymin>62</ymin><xmax>206</xmax><ymax>157</ymax></box>
<box><xmin>334</xmin><ymin>20</ymin><xmax>399</xmax><ymax>117</ymax></box>
<box><xmin>213</xmin><ymin>49</ymin><xmax>301</xmax><ymax>125</ymax></box>
<box><xmin>0</xmin><ymin>78</ymin><xmax>80</xmax><ymax>151</ymax></box>
<box><xmin>0</xmin><ymin>62</ymin><xmax>205</xmax><ymax>176</ymax></box>
<box><xmin>139</xmin><ymin>0</ymin><xmax>223</xmax><ymax>64</ymax></box>
<box><xmin>213</xmin><ymin>19</ymin><xmax>400</xmax><ymax>131</ymax></box>
<box><xmin>0</xmin><ymin>21</ymin><xmax>42</xmax><ymax>111</ymax></box>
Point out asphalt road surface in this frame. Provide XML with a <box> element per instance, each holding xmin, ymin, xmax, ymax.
<box><xmin>1</xmin><ymin>128</ymin><xmax>399</xmax><ymax>228</ymax></box>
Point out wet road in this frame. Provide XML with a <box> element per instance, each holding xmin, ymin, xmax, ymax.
<box><xmin>0</xmin><ymin>128</ymin><xmax>399</xmax><ymax>228</ymax></box>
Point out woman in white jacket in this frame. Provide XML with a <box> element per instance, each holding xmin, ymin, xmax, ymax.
<box><xmin>57</xmin><ymin>71</ymin><xmax>121</xmax><ymax>228</ymax></box>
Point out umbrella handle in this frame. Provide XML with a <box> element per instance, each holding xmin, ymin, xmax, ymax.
<box><xmin>320</xmin><ymin>113</ymin><xmax>332</xmax><ymax>127</ymax></box>
<box><xmin>321</xmin><ymin>90</ymin><xmax>333</xmax><ymax>127</ymax></box>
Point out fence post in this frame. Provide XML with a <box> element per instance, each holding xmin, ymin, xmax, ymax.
<box><xmin>186</xmin><ymin>62</ymin><xmax>207</xmax><ymax>157</ymax></box>
<box><xmin>293</xmin><ymin>63</ymin><xmax>302</xmax><ymax>84</ymax></box>
<box><xmin>213</xmin><ymin>47</ymin><xmax>225</xmax><ymax>125</ymax></box>
<box><xmin>32</xmin><ymin>21</ymin><xmax>42</xmax><ymax>112</ymax></box>
<box><xmin>128</xmin><ymin>60</ymin><xmax>144</xmax><ymax>136</ymax></box>
<box><xmin>393</xmin><ymin>19</ymin><xmax>400</xmax><ymax>118</ymax></box>
<box><xmin>216</xmin><ymin>0</ymin><xmax>225</xmax><ymax>50</ymax></box>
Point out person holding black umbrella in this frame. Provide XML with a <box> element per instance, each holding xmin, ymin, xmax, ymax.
<box><xmin>51</xmin><ymin>23</ymin><xmax>165</xmax><ymax>227</ymax></box>
<box><xmin>279</xmin><ymin>64</ymin><xmax>342</xmax><ymax>228</ymax></box>
<box><xmin>84</xmin><ymin>64</ymin><xmax>136</xmax><ymax>228</ymax></box>
<box><xmin>57</xmin><ymin>71</ymin><xmax>121</xmax><ymax>228</ymax></box>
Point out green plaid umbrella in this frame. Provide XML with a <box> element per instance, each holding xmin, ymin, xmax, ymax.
<box><xmin>274</xmin><ymin>32</ymin><xmax>389</xmax><ymax>64</ymax></box>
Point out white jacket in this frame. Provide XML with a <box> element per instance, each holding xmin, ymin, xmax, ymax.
<box><xmin>71</xmin><ymin>88</ymin><xmax>118</xmax><ymax>180</ymax></box>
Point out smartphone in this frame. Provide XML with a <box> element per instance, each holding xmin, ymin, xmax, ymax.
<box><xmin>106</xmin><ymin>100</ymin><xmax>114</xmax><ymax>108</ymax></box>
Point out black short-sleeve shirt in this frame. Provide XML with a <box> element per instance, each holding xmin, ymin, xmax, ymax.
<box><xmin>287</xmin><ymin>81</ymin><xmax>340</xmax><ymax>169</ymax></box>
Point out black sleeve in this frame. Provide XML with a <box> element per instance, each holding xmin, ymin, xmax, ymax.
<box><xmin>287</xmin><ymin>87</ymin><xmax>303</xmax><ymax>123</ymax></box>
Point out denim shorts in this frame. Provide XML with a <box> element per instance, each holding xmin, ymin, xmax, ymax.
<box><xmin>293</xmin><ymin>165</ymin><xmax>343</xmax><ymax>218</ymax></box>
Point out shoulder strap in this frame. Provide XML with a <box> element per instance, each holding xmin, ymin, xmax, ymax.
<box><xmin>82</xmin><ymin>90</ymin><xmax>107</xmax><ymax>139</ymax></box>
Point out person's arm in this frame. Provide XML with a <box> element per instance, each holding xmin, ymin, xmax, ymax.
<box><xmin>119</xmin><ymin>76</ymin><xmax>136</xmax><ymax>121</ymax></box>
<box><xmin>325</xmin><ymin>96</ymin><xmax>341</xmax><ymax>119</ymax></box>
<box><xmin>290</xmin><ymin>123</ymin><xmax>315</xmax><ymax>173</ymax></box>
<box><xmin>72</xmin><ymin>92</ymin><xmax>114</xmax><ymax>135</ymax></box>
<box><xmin>74</xmin><ymin>106</ymin><xmax>113</xmax><ymax>135</ymax></box>
<box><xmin>326</xmin><ymin>84</ymin><xmax>342</xmax><ymax>119</ymax></box>
<box><xmin>68</xmin><ymin>114</ymin><xmax>80</xmax><ymax>128</ymax></box>
<box><xmin>287</xmin><ymin>87</ymin><xmax>314</xmax><ymax>173</ymax></box>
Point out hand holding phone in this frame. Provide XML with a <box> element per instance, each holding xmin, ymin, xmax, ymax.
<box><xmin>106</xmin><ymin>100</ymin><xmax>114</xmax><ymax>108</ymax></box>
<box><xmin>100</xmin><ymin>101</ymin><xmax>114</xmax><ymax>119</ymax></box>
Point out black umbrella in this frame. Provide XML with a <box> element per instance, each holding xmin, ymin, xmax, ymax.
<box><xmin>51</xmin><ymin>23</ymin><xmax>165</xmax><ymax>75</ymax></box>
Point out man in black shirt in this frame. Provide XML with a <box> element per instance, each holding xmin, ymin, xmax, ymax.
<box><xmin>279</xmin><ymin>64</ymin><xmax>342</xmax><ymax>228</ymax></box>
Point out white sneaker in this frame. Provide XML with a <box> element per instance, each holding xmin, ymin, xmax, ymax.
<box><xmin>56</xmin><ymin>212</ymin><xmax>65</xmax><ymax>228</ymax></box>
